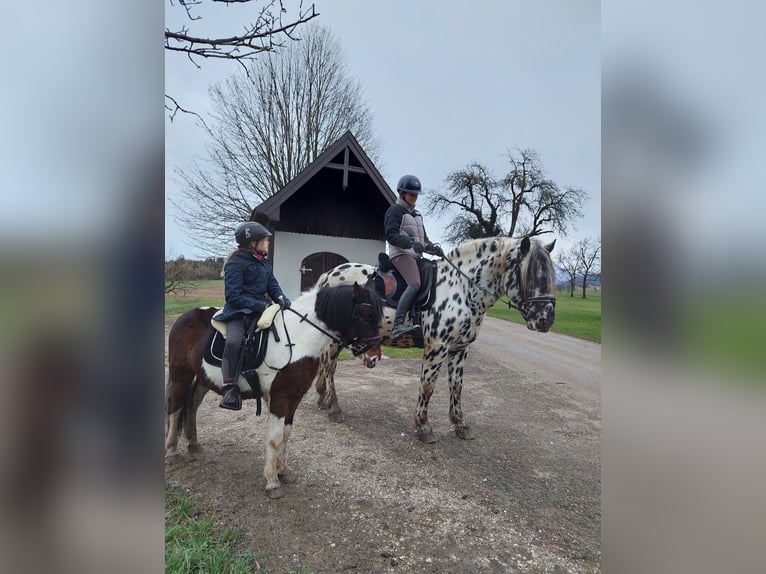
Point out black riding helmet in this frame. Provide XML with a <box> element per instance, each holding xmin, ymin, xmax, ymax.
<box><xmin>235</xmin><ymin>221</ymin><xmax>272</xmax><ymax>246</ymax></box>
<box><xmin>396</xmin><ymin>174</ymin><xmax>423</xmax><ymax>195</ymax></box>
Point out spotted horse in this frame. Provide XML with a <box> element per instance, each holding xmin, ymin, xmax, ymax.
<box><xmin>313</xmin><ymin>236</ymin><xmax>556</xmax><ymax>442</ymax></box>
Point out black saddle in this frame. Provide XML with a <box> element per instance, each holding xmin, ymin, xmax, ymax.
<box><xmin>203</xmin><ymin>316</ymin><xmax>279</xmax><ymax>416</ymax></box>
<box><xmin>372</xmin><ymin>253</ymin><xmax>437</xmax><ymax>312</ymax></box>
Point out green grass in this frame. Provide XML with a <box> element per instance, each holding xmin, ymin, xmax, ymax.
<box><xmin>165</xmin><ymin>484</ymin><xmax>259</xmax><ymax>573</ymax></box>
<box><xmin>487</xmin><ymin>292</ymin><xmax>602</xmax><ymax>343</ymax></box>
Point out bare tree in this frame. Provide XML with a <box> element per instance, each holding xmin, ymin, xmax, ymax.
<box><xmin>165</xmin><ymin>256</ymin><xmax>196</xmax><ymax>295</ymax></box>
<box><xmin>165</xmin><ymin>0</ymin><xmax>319</xmax><ymax>120</ymax></box>
<box><xmin>426</xmin><ymin>148</ymin><xmax>588</xmax><ymax>244</ymax></box>
<box><xmin>576</xmin><ymin>237</ymin><xmax>601</xmax><ymax>298</ymax></box>
<box><xmin>172</xmin><ymin>24</ymin><xmax>381</xmax><ymax>254</ymax></box>
<box><xmin>557</xmin><ymin>246</ymin><xmax>582</xmax><ymax>297</ymax></box>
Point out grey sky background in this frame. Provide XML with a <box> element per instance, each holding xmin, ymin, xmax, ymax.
<box><xmin>165</xmin><ymin>0</ymin><xmax>601</xmax><ymax>259</ymax></box>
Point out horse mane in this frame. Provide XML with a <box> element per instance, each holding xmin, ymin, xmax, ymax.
<box><xmin>519</xmin><ymin>239</ymin><xmax>556</xmax><ymax>294</ymax></box>
<box><xmin>446</xmin><ymin>236</ymin><xmax>555</xmax><ymax>294</ymax></box>
<box><xmin>314</xmin><ymin>284</ymin><xmax>382</xmax><ymax>333</ymax></box>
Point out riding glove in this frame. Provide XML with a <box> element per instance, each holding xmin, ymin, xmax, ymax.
<box><xmin>278</xmin><ymin>295</ymin><xmax>291</xmax><ymax>309</ymax></box>
<box><xmin>411</xmin><ymin>241</ymin><xmax>425</xmax><ymax>254</ymax></box>
<box><xmin>425</xmin><ymin>243</ymin><xmax>445</xmax><ymax>257</ymax></box>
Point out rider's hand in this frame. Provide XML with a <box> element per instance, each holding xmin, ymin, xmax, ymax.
<box><xmin>425</xmin><ymin>243</ymin><xmax>444</xmax><ymax>257</ymax></box>
<box><xmin>411</xmin><ymin>241</ymin><xmax>424</xmax><ymax>254</ymax></box>
<box><xmin>278</xmin><ymin>295</ymin><xmax>291</xmax><ymax>309</ymax></box>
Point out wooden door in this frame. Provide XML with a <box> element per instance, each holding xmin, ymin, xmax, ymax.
<box><xmin>299</xmin><ymin>252</ymin><xmax>348</xmax><ymax>292</ymax></box>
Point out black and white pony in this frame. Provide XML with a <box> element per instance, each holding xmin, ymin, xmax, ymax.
<box><xmin>165</xmin><ymin>282</ymin><xmax>382</xmax><ymax>499</ymax></box>
<box><xmin>313</xmin><ymin>236</ymin><xmax>556</xmax><ymax>442</ymax></box>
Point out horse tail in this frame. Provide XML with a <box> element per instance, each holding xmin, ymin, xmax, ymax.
<box><xmin>179</xmin><ymin>376</ymin><xmax>200</xmax><ymax>435</ymax></box>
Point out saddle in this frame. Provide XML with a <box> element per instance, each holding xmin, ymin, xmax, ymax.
<box><xmin>203</xmin><ymin>303</ymin><xmax>282</xmax><ymax>416</ymax></box>
<box><xmin>372</xmin><ymin>253</ymin><xmax>437</xmax><ymax>312</ymax></box>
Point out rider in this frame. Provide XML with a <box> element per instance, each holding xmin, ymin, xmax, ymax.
<box><xmin>384</xmin><ymin>174</ymin><xmax>444</xmax><ymax>340</ymax></box>
<box><xmin>215</xmin><ymin>222</ymin><xmax>291</xmax><ymax>410</ymax></box>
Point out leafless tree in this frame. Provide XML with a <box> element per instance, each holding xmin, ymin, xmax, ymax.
<box><xmin>165</xmin><ymin>0</ymin><xmax>319</xmax><ymax>121</ymax></box>
<box><xmin>172</xmin><ymin>24</ymin><xmax>381</xmax><ymax>254</ymax></box>
<box><xmin>557</xmin><ymin>246</ymin><xmax>582</xmax><ymax>297</ymax></box>
<box><xmin>576</xmin><ymin>237</ymin><xmax>601</xmax><ymax>298</ymax></box>
<box><xmin>427</xmin><ymin>149</ymin><xmax>588</xmax><ymax>245</ymax></box>
<box><xmin>165</xmin><ymin>256</ymin><xmax>196</xmax><ymax>295</ymax></box>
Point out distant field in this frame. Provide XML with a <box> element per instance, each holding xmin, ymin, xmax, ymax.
<box><xmin>165</xmin><ymin>282</ymin><xmax>602</xmax><ymax>345</ymax></box>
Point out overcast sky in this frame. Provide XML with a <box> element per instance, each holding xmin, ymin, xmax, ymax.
<box><xmin>165</xmin><ymin>0</ymin><xmax>601</xmax><ymax>259</ymax></box>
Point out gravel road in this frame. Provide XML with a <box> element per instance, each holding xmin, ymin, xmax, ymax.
<box><xmin>165</xmin><ymin>316</ymin><xmax>601</xmax><ymax>573</ymax></box>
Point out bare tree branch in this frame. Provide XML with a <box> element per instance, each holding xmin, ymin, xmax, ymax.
<box><xmin>165</xmin><ymin>0</ymin><xmax>319</xmax><ymax>119</ymax></box>
<box><xmin>166</xmin><ymin>1</ymin><xmax>318</xmax><ymax>62</ymax></box>
<box><xmin>165</xmin><ymin>95</ymin><xmax>209</xmax><ymax>128</ymax></box>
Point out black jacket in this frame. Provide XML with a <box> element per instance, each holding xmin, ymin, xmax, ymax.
<box><xmin>215</xmin><ymin>250</ymin><xmax>286</xmax><ymax>322</ymax></box>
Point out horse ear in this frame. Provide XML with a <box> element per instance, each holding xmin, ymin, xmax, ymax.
<box><xmin>352</xmin><ymin>282</ymin><xmax>363</xmax><ymax>299</ymax></box>
<box><xmin>544</xmin><ymin>239</ymin><xmax>556</xmax><ymax>253</ymax></box>
<box><xmin>520</xmin><ymin>236</ymin><xmax>531</xmax><ymax>257</ymax></box>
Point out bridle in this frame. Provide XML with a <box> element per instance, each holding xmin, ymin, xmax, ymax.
<box><xmin>437</xmin><ymin>246</ymin><xmax>555</xmax><ymax>315</ymax></box>
<box><xmin>285</xmin><ymin>302</ymin><xmax>381</xmax><ymax>358</ymax></box>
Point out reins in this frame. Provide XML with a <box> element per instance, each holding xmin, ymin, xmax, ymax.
<box><xmin>284</xmin><ymin>306</ymin><xmax>380</xmax><ymax>356</ymax></box>
<box><xmin>434</xmin><ymin>245</ymin><xmax>554</xmax><ymax>312</ymax></box>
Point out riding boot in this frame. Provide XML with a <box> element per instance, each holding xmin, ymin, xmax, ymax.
<box><xmin>219</xmin><ymin>379</ymin><xmax>242</xmax><ymax>411</ymax></box>
<box><xmin>391</xmin><ymin>284</ymin><xmax>420</xmax><ymax>340</ymax></box>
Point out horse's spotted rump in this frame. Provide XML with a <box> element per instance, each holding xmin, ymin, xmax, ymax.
<box><xmin>313</xmin><ymin>237</ymin><xmax>557</xmax><ymax>441</ymax></box>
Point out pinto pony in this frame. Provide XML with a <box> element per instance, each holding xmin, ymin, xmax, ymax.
<box><xmin>165</xmin><ymin>282</ymin><xmax>382</xmax><ymax>499</ymax></box>
<box><xmin>314</xmin><ymin>236</ymin><xmax>556</xmax><ymax>442</ymax></box>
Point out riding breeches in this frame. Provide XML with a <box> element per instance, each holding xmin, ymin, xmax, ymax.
<box><xmin>221</xmin><ymin>317</ymin><xmax>246</xmax><ymax>382</ymax></box>
<box><xmin>391</xmin><ymin>254</ymin><xmax>421</xmax><ymax>289</ymax></box>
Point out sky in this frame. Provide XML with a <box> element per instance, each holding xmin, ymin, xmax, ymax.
<box><xmin>165</xmin><ymin>0</ymin><xmax>601</xmax><ymax>259</ymax></box>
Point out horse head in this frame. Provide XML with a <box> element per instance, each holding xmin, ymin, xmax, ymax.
<box><xmin>315</xmin><ymin>282</ymin><xmax>383</xmax><ymax>357</ymax></box>
<box><xmin>507</xmin><ymin>236</ymin><xmax>557</xmax><ymax>332</ymax></box>
<box><xmin>347</xmin><ymin>282</ymin><xmax>383</xmax><ymax>358</ymax></box>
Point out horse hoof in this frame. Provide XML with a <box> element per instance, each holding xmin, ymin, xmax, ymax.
<box><xmin>165</xmin><ymin>452</ymin><xmax>181</xmax><ymax>464</ymax></box>
<box><xmin>455</xmin><ymin>426</ymin><xmax>476</xmax><ymax>440</ymax></box>
<box><xmin>416</xmin><ymin>428</ymin><xmax>437</xmax><ymax>443</ymax></box>
<box><xmin>328</xmin><ymin>411</ymin><xmax>345</xmax><ymax>423</ymax></box>
<box><xmin>265</xmin><ymin>487</ymin><xmax>284</xmax><ymax>500</ymax></box>
<box><xmin>278</xmin><ymin>471</ymin><xmax>297</xmax><ymax>484</ymax></box>
<box><xmin>187</xmin><ymin>444</ymin><xmax>203</xmax><ymax>453</ymax></box>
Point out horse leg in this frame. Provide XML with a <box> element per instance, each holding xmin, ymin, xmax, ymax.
<box><xmin>184</xmin><ymin>380</ymin><xmax>209</xmax><ymax>454</ymax></box>
<box><xmin>316</xmin><ymin>345</ymin><xmax>344</xmax><ymax>423</ymax></box>
<box><xmin>447</xmin><ymin>348</ymin><xmax>474</xmax><ymax>440</ymax></box>
<box><xmin>414</xmin><ymin>349</ymin><xmax>447</xmax><ymax>443</ymax></box>
<box><xmin>165</xmin><ymin>373</ymin><xmax>191</xmax><ymax>461</ymax></box>
<box><xmin>263</xmin><ymin>414</ymin><xmax>286</xmax><ymax>499</ymax></box>
<box><xmin>276</xmin><ymin>420</ymin><xmax>297</xmax><ymax>484</ymax></box>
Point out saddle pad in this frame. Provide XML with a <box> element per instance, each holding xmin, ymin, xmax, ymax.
<box><xmin>373</xmin><ymin>258</ymin><xmax>437</xmax><ymax>312</ymax></box>
<box><xmin>211</xmin><ymin>303</ymin><xmax>281</xmax><ymax>337</ymax></box>
<box><xmin>203</xmin><ymin>327</ymin><xmax>270</xmax><ymax>369</ymax></box>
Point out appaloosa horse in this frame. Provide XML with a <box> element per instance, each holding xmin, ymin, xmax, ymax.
<box><xmin>165</xmin><ymin>282</ymin><xmax>382</xmax><ymax>498</ymax></box>
<box><xmin>314</xmin><ymin>236</ymin><xmax>556</xmax><ymax>442</ymax></box>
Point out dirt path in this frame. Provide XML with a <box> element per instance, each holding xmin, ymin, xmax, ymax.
<box><xmin>165</xmin><ymin>317</ymin><xmax>601</xmax><ymax>573</ymax></box>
